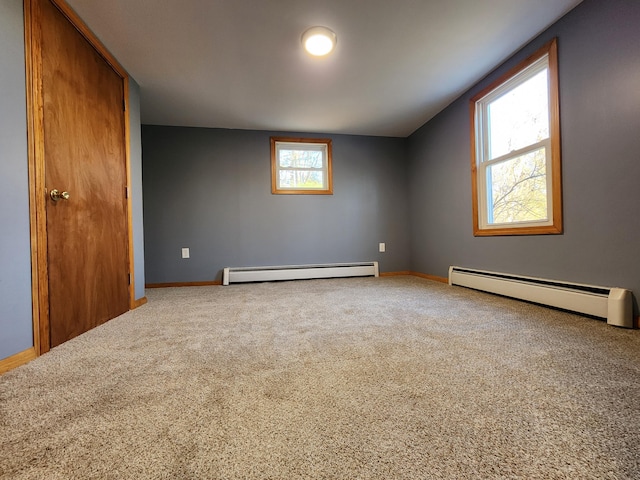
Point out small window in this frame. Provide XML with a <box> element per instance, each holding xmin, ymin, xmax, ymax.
<box><xmin>470</xmin><ymin>39</ymin><xmax>562</xmax><ymax>236</ymax></box>
<box><xmin>271</xmin><ymin>137</ymin><xmax>333</xmax><ymax>195</ymax></box>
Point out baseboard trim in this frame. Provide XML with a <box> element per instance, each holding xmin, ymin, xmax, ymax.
<box><xmin>409</xmin><ymin>271</ymin><xmax>449</xmax><ymax>284</ymax></box>
<box><xmin>379</xmin><ymin>271</ymin><xmax>448</xmax><ymax>283</ymax></box>
<box><xmin>379</xmin><ymin>271</ymin><xmax>412</xmax><ymax>277</ymax></box>
<box><xmin>146</xmin><ymin>281</ymin><xmax>222</xmax><ymax>288</ymax></box>
<box><xmin>0</xmin><ymin>347</ymin><xmax>37</xmax><ymax>375</ymax></box>
<box><xmin>132</xmin><ymin>297</ymin><xmax>148</xmax><ymax>308</ymax></box>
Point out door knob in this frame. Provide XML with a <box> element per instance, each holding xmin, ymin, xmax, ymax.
<box><xmin>50</xmin><ymin>189</ymin><xmax>70</xmax><ymax>202</ymax></box>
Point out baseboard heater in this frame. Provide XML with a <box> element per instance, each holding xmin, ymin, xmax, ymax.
<box><xmin>223</xmin><ymin>262</ymin><xmax>379</xmax><ymax>286</ymax></box>
<box><xmin>448</xmin><ymin>266</ymin><xmax>634</xmax><ymax>328</ymax></box>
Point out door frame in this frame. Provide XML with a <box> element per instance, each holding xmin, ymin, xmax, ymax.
<box><xmin>24</xmin><ymin>0</ymin><xmax>136</xmax><ymax>355</ymax></box>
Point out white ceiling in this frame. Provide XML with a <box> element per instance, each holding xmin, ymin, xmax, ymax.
<box><xmin>65</xmin><ymin>0</ymin><xmax>582</xmax><ymax>137</ymax></box>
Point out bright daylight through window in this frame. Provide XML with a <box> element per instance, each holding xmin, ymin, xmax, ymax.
<box><xmin>271</xmin><ymin>137</ymin><xmax>333</xmax><ymax>195</ymax></box>
<box><xmin>471</xmin><ymin>39</ymin><xmax>562</xmax><ymax>236</ymax></box>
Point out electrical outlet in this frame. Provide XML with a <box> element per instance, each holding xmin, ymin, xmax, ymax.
<box><xmin>181</xmin><ymin>247</ymin><xmax>190</xmax><ymax>259</ymax></box>
<box><xmin>379</xmin><ymin>242</ymin><xmax>386</xmax><ymax>253</ymax></box>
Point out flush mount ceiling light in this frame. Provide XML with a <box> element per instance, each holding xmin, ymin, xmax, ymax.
<box><xmin>302</xmin><ymin>26</ymin><xmax>337</xmax><ymax>56</ymax></box>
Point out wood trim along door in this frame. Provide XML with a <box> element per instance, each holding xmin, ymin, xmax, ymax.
<box><xmin>24</xmin><ymin>0</ymin><xmax>135</xmax><ymax>354</ymax></box>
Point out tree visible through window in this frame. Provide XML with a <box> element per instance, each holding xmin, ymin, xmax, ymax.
<box><xmin>470</xmin><ymin>39</ymin><xmax>562</xmax><ymax>236</ymax></box>
<box><xmin>271</xmin><ymin>137</ymin><xmax>333</xmax><ymax>195</ymax></box>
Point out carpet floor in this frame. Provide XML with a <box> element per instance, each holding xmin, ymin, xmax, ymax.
<box><xmin>1</xmin><ymin>276</ymin><xmax>639</xmax><ymax>479</ymax></box>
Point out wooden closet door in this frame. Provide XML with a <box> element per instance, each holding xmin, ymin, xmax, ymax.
<box><xmin>39</xmin><ymin>0</ymin><xmax>130</xmax><ymax>348</ymax></box>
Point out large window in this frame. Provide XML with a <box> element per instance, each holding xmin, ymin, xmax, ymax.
<box><xmin>271</xmin><ymin>137</ymin><xmax>333</xmax><ymax>195</ymax></box>
<box><xmin>470</xmin><ymin>39</ymin><xmax>562</xmax><ymax>236</ymax></box>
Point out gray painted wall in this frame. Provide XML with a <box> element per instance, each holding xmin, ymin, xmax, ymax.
<box><xmin>0</xmin><ymin>3</ymin><xmax>145</xmax><ymax>361</ymax></box>
<box><xmin>408</xmin><ymin>0</ymin><xmax>640</xmax><ymax>304</ymax></box>
<box><xmin>142</xmin><ymin>127</ymin><xmax>409</xmax><ymax>283</ymax></box>
<box><xmin>129</xmin><ymin>79</ymin><xmax>146</xmax><ymax>300</ymax></box>
<box><xmin>0</xmin><ymin>0</ymin><xmax>33</xmax><ymax>359</ymax></box>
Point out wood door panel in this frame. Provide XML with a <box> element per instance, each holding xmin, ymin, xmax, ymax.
<box><xmin>40</xmin><ymin>0</ymin><xmax>129</xmax><ymax>348</ymax></box>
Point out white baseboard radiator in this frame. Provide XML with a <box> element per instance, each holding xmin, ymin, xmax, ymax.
<box><xmin>448</xmin><ymin>266</ymin><xmax>634</xmax><ymax>328</ymax></box>
<box><xmin>223</xmin><ymin>262</ymin><xmax>379</xmax><ymax>286</ymax></box>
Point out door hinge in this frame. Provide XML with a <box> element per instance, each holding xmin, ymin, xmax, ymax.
<box><xmin>125</xmin><ymin>186</ymin><xmax>129</xmax><ymax>199</ymax></box>
<box><xmin>123</xmin><ymin>99</ymin><xmax>126</xmax><ymax>112</ymax></box>
<box><xmin>128</xmin><ymin>273</ymin><xmax>131</xmax><ymax>285</ymax></box>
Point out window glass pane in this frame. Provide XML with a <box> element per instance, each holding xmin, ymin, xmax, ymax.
<box><xmin>488</xmin><ymin>148</ymin><xmax>547</xmax><ymax>224</ymax></box>
<box><xmin>279</xmin><ymin>170</ymin><xmax>324</xmax><ymax>189</ymax></box>
<box><xmin>488</xmin><ymin>69</ymin><xmax>549</xmax><ymax>160</ymax></box>
<box><xmin>278</xmin><ymin>149</ymin><xmax>323</xmax><ymax>168</ymax></box>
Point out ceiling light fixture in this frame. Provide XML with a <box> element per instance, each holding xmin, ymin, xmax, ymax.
<box><xmin>302</xmin><ymin>26</ymin><xmax>337</xmax><ymax>57</ymax></box>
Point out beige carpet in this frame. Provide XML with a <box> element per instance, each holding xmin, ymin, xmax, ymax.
<box><xmin>1</xmin><ymin>276</ymin><xmax>639</xmax><ymax>479</ymax></box>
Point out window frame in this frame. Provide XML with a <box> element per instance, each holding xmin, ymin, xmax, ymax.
<box><xmin>470</xmin><ymin>38</ymin><xmax>562</xmax><ymax>236</ymax></box>
<box><xmin>270</xmin><ymin>137</ymin><xmax>333</xmax><ymax>195</ymax></box>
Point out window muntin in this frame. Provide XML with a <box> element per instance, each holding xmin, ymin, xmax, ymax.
<box><xmin>271</xmin><ymin>137</ymin><xmax>333</xmax><ymax>194</ymax></box>
<box><xmin>471</xmin><ymin>39</ymin><xmax>562</xmax><ymax>236</ymax></box>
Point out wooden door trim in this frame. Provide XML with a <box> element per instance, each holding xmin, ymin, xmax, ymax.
<box><xmin>24</xmin><ymin>0</ymin><xmax>46</xmax><ymax>354</ymax></box>
<box><xmin>123</xmin><ymin>78</ymin><xmax>137</xmax><ymax>310</ymax></box>
<box><xmin>24</xmin><ymin>0</ymin><xmax>134</xmax><ymax>355</ymax></box>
